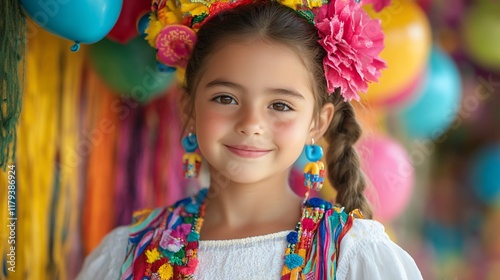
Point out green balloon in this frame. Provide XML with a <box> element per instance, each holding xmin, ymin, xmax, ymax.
<box><xmin>462</xmin><ymin>2</ymin><xmax>500</xmax><ymax>71</ymax></box>
<box><xmin>88</xmin><ymin>36</ymin><xmax>175</xmax><ymax>103</ymax></box>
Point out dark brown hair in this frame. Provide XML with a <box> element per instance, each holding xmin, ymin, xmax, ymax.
<box><xmin>183</xmin><ymin>1</ymin><xmax>372</xmax><ymax>218</ymax></box>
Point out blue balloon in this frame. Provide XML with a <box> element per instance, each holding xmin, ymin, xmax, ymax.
<box><xmin>21</xmin><ymin>0</ymin><xmax>122</xmax><ymax>49</ymax></box>
<box><xmin>399</xmin><ymin>46</ymin><xmax>462</xmax><ymax>139</ymax></box>
<box><xmin>470</xmin><ymin>144</ymin><xmax>500</xmax><ymax>206</ymax></box>
<box><xmin>294</xmin><ymin>147</ymin><xmax>310</xmax><ymax>170</ymax></box>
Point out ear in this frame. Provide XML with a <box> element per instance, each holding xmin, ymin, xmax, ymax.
<box><xmin>308</xmin><ymin>103</ymin><xmax>334</xmax><ymax>142</ymax></box>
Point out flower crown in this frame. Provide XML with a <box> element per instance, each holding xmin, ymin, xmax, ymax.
<box><xmin>145</xmin><ymin>0</ymin><xmax>386</xmax><ymax>101</ymax></box>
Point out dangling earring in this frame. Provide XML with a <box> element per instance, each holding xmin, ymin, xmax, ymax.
<box><xmin>303</xmin><ymin>138</ymin><xmax>326</xmax><ymax>201</ymax></box>
<box><xmin>182</xmin><ymin>130</ymin><xmax>202</xmax><ymax>179</ymax></box>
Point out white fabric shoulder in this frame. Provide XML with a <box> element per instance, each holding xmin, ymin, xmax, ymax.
<box><xmin>194</xmin><ymin>230</ymin><xmax>290</xmax><ymax>280</ymax></box>
<box><xmin>336</xmin><ymin>219</ymin><xmax>423</xmax><ymax>280</ymax></box>
<box><xmin>75</xmin><ymin>226</ymin><xmax>129</xmax><ymax>280</ymax></box>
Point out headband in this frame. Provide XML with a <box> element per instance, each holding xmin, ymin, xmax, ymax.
<box><xmin>145</xmin><ymin>0</ymin><xmax>386</xmax><ymax>101</ymax></box>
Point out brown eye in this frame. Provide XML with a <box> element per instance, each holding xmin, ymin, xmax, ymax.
<box><xmin>220</xmin><ymin>96</ymin><xmax>233</xmax><ymax>104</ymax></box>
<box><xmin>213</xmin><ymin>95</ymin><xmax>236</xmax><ymax>105</ymax></box>
<box><xmin>270</xmin><ymin>102</ymin><xmax>292</xmax><ymax>111</ymax></box>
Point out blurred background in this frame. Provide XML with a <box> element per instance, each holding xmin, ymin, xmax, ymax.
<box><xmin>1</xmin><ymin>0</ymin><xmax>500</xmax><ymax>279</ymax></box>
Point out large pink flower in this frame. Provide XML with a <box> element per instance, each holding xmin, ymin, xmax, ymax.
<box><xmin>315</xmin><ymin>0</ymin><xmax>386</xmax><ymax>101</ymax></box>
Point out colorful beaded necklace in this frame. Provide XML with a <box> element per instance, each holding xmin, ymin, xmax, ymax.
<box><xmin>120</xmin><ymin>188</ymin><xmax>357</xmax><ymax>280</ymax></box>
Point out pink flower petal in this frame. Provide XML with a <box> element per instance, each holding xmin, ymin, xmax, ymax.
<box><xmin>315</xmin><ymin>0</ymin><xmax>386</xmax><ymax>101</ymax></box>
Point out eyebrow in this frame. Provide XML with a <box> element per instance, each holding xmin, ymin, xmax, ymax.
<box><xmin>205</xmin><ymin>79</ymin><xmax>305</xmax><ymax>100</ymax></box>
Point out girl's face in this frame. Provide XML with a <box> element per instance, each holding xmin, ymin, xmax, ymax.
<box><xmin>193</xmin><ymin>38</ymin><xmax>317</xmax><ymax>184</ymax></box>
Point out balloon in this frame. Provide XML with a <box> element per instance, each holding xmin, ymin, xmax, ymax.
<box><xmin>289</xmin><ymin>167</ymin><xmax>308</xmax><ymax>197</ymax></box>
<box><xmin>469</xmin><ymin>144</ymin><xmax>500</xmax><ymax>207</ymax></box>
<box><xmin>107</xmin><ymin>0</ymin><xmax>151</xmax><ymax>44</ymax></box>
<box><xmin>357</xmin><ymin>134</ymin><xmax>415</xmax><ymax>222</ymax></box>
<box><xmin>362</xmin><ymin>0</ymin><xmax>432</xmax><ymax>106</ymax></box>
<box><xmin>423</xmin><ymin>220</ymin><xmax>465</xmax><ymax>260</ymax></box>
<box><xmin>293</xmin><ymin>147</ymin><xmax>309</xmax><ymax>170</ymax></box>
<box><xmin>88</xmin><ymin>37</ymin><xmax>175</xmax><ymax>103</ymax></box>
<box><xmin>462</xmin><ymin>1</ymin><xmax>500</xmax><ymax>71</ymax></box>
<box><xmin>381</xmin><ymin>68</ymin><xmax>427</xmax><ymax>108</ymax></box>
<box><xmin>21</xmin><ymin>0</ymin><xmax>122</xmax><ymax>50</ymax></box>
<box><xmin>399</xmin><ymin>47</ymin><xmax>462</xmax><ymax>139</ymax></box>
<box><xmin>353</xmin><ymin>104</ymin><xmax>387</xmax><ymax>134</ymax></box>
<box><xmin>319</xmin><ymin>177</ymin><xmax>337</xmax><ymax>202</ymax></box>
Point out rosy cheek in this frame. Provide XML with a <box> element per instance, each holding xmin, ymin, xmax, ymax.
<box><xmin>270</xmin><ymin>116</ymin><xmax>308</xmax><ymax>139</ymax></box>
<box><xmin>196</xmin><ymin>107</ymin><xmax>231</xmax><ymax>133</ymax></box>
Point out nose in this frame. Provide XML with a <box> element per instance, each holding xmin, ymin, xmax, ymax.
<box><xmin>235</xmin><ymin>105</ymin><xmax>265</xmax><ymax>136</ymax></box>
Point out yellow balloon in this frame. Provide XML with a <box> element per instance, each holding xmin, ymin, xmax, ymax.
<box><xmin>362</xmin><ymin>0</ymin><xmax>432</xmax><ymax>105</ymax></box>
<box><xmin>320</xmin><ymin>177</ymin><xmax>337</xmax><ymax>202</ymax></box>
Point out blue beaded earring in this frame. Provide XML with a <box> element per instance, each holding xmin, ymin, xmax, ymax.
<box><xmin>303</xmin><ymin>138</ymin><xmax>326</xmax><ymax>201</ymax></box>
<box><xmin>182</xmin><ymin>131</ymin><xmax>202</xmax><ymax>179</ymax></box>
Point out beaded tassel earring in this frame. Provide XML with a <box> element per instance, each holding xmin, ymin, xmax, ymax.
<box><xmin>182</xmin><ymin>131</ymin><xmax>202</xmax><ymax>179</ymax></box>
<box><xmin>303</xmin><ymin>138</ymin><xmax>326</xmax><ymax>201</ymax></box>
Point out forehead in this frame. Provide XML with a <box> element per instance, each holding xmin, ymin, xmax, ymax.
<box><xmin>196</xmin><ymin>38</ymin><xmax>315</xmax><ymax>99</ymax></box>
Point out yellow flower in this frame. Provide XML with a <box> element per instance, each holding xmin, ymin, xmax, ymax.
<box><xmin>158</xmin><ymin>263</ymin><xmax>174</xmax><ymax>280</ymax></box>
<box><xmin>308</xmin><ymin>0</ymin><xmax>325</xmax><ymax>8</ymax></box>
<box><xmin>158</xmin><ymin>9</ymin><xmax>181</xmax><ymax>25</ymax></box>
<box><xmin>179</xmin><ymin>0</ymin><xmax>211</xmax><ymax>17</ymax></box>
<box><xmin>145</xmin><ymin>248</ymin><xmax>161</xmax><ymax>264</ymax></box>
<box><xmin>145</xmin><ymin>18</ymin><xmax>164</xmax><ymax>47</ymax></box>
<box><xmin>176</xmin><ymin>68</ymin><xmax>186</xmax><ymax>85</ymax></box>
<box><xmin>279</xmin><ymin>0</ymin><xmax>324</xmax><ymax>10</ymax></box>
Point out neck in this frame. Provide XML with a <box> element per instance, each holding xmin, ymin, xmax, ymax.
<box><xmin>201</xmin><ymin>167</ymin><xmax>303</xmax><ymax>237</ymax></box>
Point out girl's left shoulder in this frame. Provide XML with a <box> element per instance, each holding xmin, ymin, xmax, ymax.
<box><xmin>336</xmin><ymin>219</ymin><xmax>423</xmax><ymax>280</ymax></box>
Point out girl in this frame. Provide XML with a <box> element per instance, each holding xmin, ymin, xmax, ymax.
<box><xmin>77</xmin><ymin>0</ymin><xmax>423</xmax><ymax>279</ymax></box>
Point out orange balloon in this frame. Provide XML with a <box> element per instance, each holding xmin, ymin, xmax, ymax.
<box><xmin>353</xmin><ymin>103</ymin><xmax>387</xmax><ymax>135</ymax></box>
<box><xmin>362</xmin><ymin>0</ymin><xmax>432</xmax><ymax>106</ymax></box>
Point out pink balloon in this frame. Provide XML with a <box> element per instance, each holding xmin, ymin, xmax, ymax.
<box><xmin>289</xmin><ymin>167</ymin><xmax>320</xmax><ymax>198</ymax></box>
<box><xmin>357</xmin><ymin>135</ymin><xmax>415</xmax><ymax>222</ymax></box>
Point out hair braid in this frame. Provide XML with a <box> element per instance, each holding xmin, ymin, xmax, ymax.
<box><xmin>325</xmin><ymin>95</ymin><xmax>373</xmax><ymax>218</ymax></box>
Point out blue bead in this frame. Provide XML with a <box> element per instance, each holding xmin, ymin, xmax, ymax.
<box><xmin>305</xmin><ymin>145</ymin><xmax>323</xmax><ymax>162</ymax></box>
<box><xmin>182</xmin><ymin>134</ymin><xmax>199</xmax><ymax>152</ymax></box>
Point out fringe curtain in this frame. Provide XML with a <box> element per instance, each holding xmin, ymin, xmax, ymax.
<box><xmin>1</xmin><ymin>18</ymin><xmax>188</xmax><ymax>279</ymax></box>
<box><xmin>0</xmin><ymin>0</ymin><xmax>26</xmax><ymax>169</ymax></box>
<box><xmin>81</xmin><ymin>70</ymin><xmax>119</xmax><ymax>256</ymax></box>
<box><xmin>0</xmin><ymin>28</ymin><xmax>84</xmax><ymax>279</ymax></box>
<box><xmin>56</xmin><ymin>34</ymin><xmax>85</xmax><ymax>280</ymax></box>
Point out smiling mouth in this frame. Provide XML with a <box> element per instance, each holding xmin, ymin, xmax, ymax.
<box><xmin>225</xmin><ymin>145</ymin><xmax>272</xmax><ymax>158</ymax></box>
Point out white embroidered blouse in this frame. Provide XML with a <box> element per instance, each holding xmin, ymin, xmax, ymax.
<box><xmin>76</xmin><ymin>219</ymin><xmax>423</xmax><ymax>280</ymax></box>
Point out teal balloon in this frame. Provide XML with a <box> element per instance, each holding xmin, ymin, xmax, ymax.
<box><xmin>21</xmin><ymin>0</ymin><xmax>122</xmax><ymax>46</ymax></box>
<box><xmin>399</xmin><ymin>47</ymin><xmax>461</xmax><ymax>139</ymax></box>
<box><xmin>470</xmin><ymin>144</ymin><xmax>500</xmax><ymax>206</ymax></box>
<box><xmin>88</xmin><ymin>37</ymin><xmax>175</xmax><ymax>103</ymax></box>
